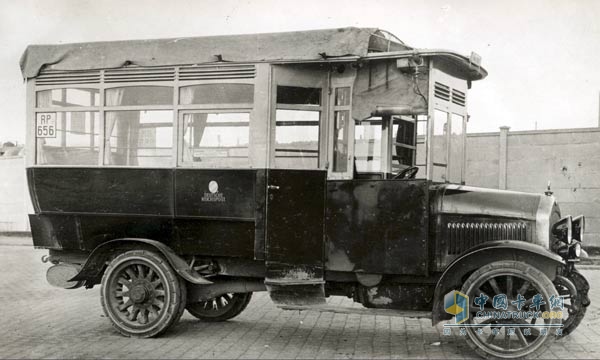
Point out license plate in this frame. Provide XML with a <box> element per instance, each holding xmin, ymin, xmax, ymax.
<box><xmin>36</xmin><ymin>113</ymin><xmax>57</xmax><ymax>138</ymax></box>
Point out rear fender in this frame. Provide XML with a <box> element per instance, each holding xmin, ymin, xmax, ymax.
<box><xmin>70</xmin><ymin>238</ymin><xmax>212</xmax><ymax>286</ymax></box>
<box><xmin>432</xmin><ymin>240</ymin><xmax>564</xmax><ymax>325</ymax></box>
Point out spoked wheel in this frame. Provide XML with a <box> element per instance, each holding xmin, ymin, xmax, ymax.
<box><xmin>186</xmin><ymin>292</ymin><xmax>252</xmax><ymax>322</ymax></box>
<box><xmin>554</xmin><ymin>272</ymin><xmax>587</xmax><ymax>336</ymax></box>
<box><xmin>100</xmin><ymin>250</ymin><xmax>186</xmax><ymax>337</ymax></box>
<box><xmin>461</xmin><ymin>261</ymin><xmax>560</xmax><ymax>359</ymax></box>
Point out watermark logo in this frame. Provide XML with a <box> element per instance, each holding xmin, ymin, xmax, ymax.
<box><xmin>444</xmin><ymin>290</ymin><xmax>469</xmax><ymax>324</ymax></box>
<box><xmin>443</xmin><ymin>291</ymin><xmax>566</xmax><ymax>337</ymax></box>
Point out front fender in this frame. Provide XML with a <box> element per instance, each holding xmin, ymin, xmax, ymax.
<box><xmin>432</xmin><ymin>240</ymin><xmax>564</xmax><ymax>325</ymax></box>
<box><xmin>70</xmin><ymin>238</ymin><xmax>212</xmax><ymax>286</ymax></box>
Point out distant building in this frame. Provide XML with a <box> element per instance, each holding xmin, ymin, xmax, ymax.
<box><xmin>0</xmin><ymin>142</ymin><xmax>24</xmax><ymax>157</ymax></box>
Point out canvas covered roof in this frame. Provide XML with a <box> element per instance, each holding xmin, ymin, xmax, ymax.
<box><xmin>20</xmin><ymin>27</ymin><xmax>411</xmax><ymax>79</ymax></box>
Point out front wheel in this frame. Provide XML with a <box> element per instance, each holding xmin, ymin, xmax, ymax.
<box><xmin>100</xmin><ymin>250</ymin><xmax>186</xmax><ymax>337</ymax></box>
<box><xmin>460</xmin><ymin>260</ymin><xmax>560</xmax><ymax>359</ymax></box>
<box><xmin>186</xmin><ymin>292</ymin><xmax>252</xmax><ymax>322</ymax></box>
<box><xmin>554</xmin><ymin>271</ymin><xmax>588</xmax><ymax>336</ymax></box>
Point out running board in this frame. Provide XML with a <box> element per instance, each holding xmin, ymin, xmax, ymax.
<box><xmin>279</xmin><ymin>304</ymin><xmax>432</xmax><ymax>319</ymax></box>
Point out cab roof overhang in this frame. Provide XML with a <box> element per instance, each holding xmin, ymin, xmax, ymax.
<box><xmin>20</xmin><ymin>27</ymin><xmax>487</xmax><ymax>81</ymax></box>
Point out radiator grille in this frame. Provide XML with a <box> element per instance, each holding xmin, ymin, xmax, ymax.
<box><xmin>446</xmin><ymin>222</ymin><xmax>528</xmax><ymax>255</ymax></box>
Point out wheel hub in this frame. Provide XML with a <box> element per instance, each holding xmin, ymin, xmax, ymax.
<box><xmin>130</xmin><ymin>284</ymin><xmax>150</xmax><ymax>304</ymax></box>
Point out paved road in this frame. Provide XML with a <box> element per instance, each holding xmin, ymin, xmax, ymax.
<box><xmin>1</xmin><ymin>244</ymin><xmax>599</xmax><ymax>359</ymax></box>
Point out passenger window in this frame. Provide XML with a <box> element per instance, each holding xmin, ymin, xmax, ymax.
<box><xmin>179</xmin><ymin>84</ymin><xmax>254</xmax><ymax>105</ymax></box>
<box><xmin>182</xmin><ymin>112</ymin><xmax>250</xmax><ymax>168</ymax></box>
<box><xmin>274</xmin><ymin>86</ymin><xmax>321</xmax><ymax>169</ymax></box>
<box><xmin>105</xmin><ymin>110</ymin><xmax>173</xmax><ymax>167</ymax></box>
<box><xmin>36</xmin><ymin>111</ymin><xmax>100</xmax><ymax>165</ymax></box>
<box><xmin>105</xmin><ymin>86</ymin><xmax>173</xmax><ymax>106</ymax></box>
<box><xmin>36</xmin><ymin>88</ymin><xmax>99</xmax><ymax>108</ymax></box>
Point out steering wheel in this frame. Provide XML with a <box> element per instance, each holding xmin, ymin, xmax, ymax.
<box><xmin>393</xmin><ymin>166</ymin><xmax>419</xmax><ymax>180</ymax></box>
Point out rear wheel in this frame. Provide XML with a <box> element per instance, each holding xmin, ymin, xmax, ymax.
<box><xmin>186</xmin><ymin>292</ymin><xmax>252</xmax><ymax>322</ymax></box>
<box><xmin>100</xmin><ymin>250</ymin><xmax>186</xmax><ymax>337</ymax></box>
<box><xmin>460</xmin><ymin>261</ymin><xmax>560</xmax><ymax>359</ymax></box>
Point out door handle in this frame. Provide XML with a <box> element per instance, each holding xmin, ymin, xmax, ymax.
<box><xmin>267</xmin><ymin>185</ymin><xmax>280</xmax><ymax>190</ymax></box>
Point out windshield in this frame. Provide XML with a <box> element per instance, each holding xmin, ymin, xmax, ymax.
<box><xmin>354</xmin><ymin>113</ymin><xmax>464</xmax><ymax>182</ymax></box>
<box><xmin>354</xmin><ymin>115</ymin><xmax>427</xmax><ymax>179</ymax></box>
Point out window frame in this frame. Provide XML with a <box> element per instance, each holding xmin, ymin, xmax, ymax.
<box><xmin>327</xmin><ymin>80</ymin><xmax>355</xmax><ymax>180</ymax></box>
<box><xmin>177</xmin><ymin>108</ymin><xmax>253</xmax><ymax>169</ymax></box>
<box><xmin>34</xmin><ymin>85</ymin><xmax>103</xmax><ymax>166</ymax></box>
<box><xmin>272</xmin><ymin>84</ymin><xmax>324</xmax><ymax>170</ymax></box>
<box><xmin>31</xmin><ymin>75</ymin><xmax>258</xmax><ymax>168</ymax></box>
<box><xmin>427</xmin><ymin>63</ymin><xmax>468</xmax><ymax>183</ymax></box>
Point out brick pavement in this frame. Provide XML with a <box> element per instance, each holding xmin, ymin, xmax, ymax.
<box><xmin>0</xmin><ymin>245</ymin><xmax>599</xmax><ymax>359</ymax></box>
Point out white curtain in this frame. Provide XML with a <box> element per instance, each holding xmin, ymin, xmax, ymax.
<box><xmin>104</xmin><ymin>88</ymin><xmax>124</xmax><ymax>163</ymax></box>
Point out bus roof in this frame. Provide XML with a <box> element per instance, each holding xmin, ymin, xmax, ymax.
<box><xmin>20</xmin><ymin>27</ymin><xmax>486</xmax><ymax>81</ymax></box>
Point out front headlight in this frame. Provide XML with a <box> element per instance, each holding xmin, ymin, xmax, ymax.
<box><xmin>572</xmin><ymin>215</ymin><xmax>585</xmax><ymax>242</ymax></box>
<box><xmin>553</xmin><ymin>215</ymin><xmax>586</xmax><ymax>260</ymax></box>
<box><xmin>552</xmin><ymin>215</ymin><xmax>572</xmax><ymax>244</ymax></box>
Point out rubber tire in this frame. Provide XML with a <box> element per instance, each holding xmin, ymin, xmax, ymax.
<box><xmin>100</xmin><ymin>250</ymin><xmax>186</xmax><ymax>338</ymax></box>
<box><xmin>186</xmin><ymin>292</ymin><xmax>252</xmax><ymax>322</ymax></box>
<box><xmin>460</xmin><ymin>260</ymin><xmax>559</xmax><ymax>359</ymax></box>
<box><xmin>555</xmin><ymin>271</ymin><xmax>587</xmax><ymax>336</ymax></box>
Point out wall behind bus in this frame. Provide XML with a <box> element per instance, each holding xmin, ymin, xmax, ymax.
<box><xmin>466</xmin><ymin>127</ymin><xmax>600</xmax><ymax>250</ymax></box>
<box><xmin>0</xmin><ymin>149</ymin><xmax>31</xmax><ymax>232</ymax></box>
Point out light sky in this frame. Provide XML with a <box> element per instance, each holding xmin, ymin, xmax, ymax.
<box><xmin>1</xmin><ymin>0</ymin><xmax>599</xmax><ymax>144</ymax></box>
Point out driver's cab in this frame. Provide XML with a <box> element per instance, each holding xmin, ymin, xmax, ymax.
<box><xmin>268</xmin><ymin>57</ymin><xmax>470</xmax><ymax>184</ymax></box>
<box><xmin>325</xmin><ymin>58</ymin><xmax>469</xmax><ymax>185</ymax></box>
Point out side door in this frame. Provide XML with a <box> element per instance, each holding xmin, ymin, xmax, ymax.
<box><xmin>264</xmin><ymin>65</ymin><xmax>328</xmax><ymax>305</ymax></box>
<box><xmin>265</xmin><ymin>169</ymin><xmax>326</xmax><ymax>305</ymax></box>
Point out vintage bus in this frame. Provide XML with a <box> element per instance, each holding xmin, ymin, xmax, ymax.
<box><xmin>21</xmin><ymin>27</ymin><xmax>589</xmax><ymax>358</ymax></box>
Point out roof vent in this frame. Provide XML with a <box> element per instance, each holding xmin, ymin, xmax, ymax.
<box><xmin>452</xmin><ymin>89</ymin><xmax>466</xmax><ymax>107</ymax></box>
<box><xmin>35</xmin><ymin>70</ymin><xmax>101</xmax><ymax>86</ymax></box>
<box><xmin>434</xmin><ymin>82</ymin><xmax>450</xmax><ymax>102</ymax></box>
<box><xmin>104</xmin><ymin>67</ymin><xmax>175</xmax><ymax>83</ymax></box>
<box><xmin>179</xmin><ymin>64</ymin><xmax>256</xmax><ymax>81</ymax></box>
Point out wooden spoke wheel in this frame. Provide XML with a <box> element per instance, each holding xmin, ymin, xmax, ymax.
<box><xmin>460</xmin><ymin>261</ymin><xmax>560</xmax><ymax>359</ymax></box>
<box><xmin>100</xmin><ymin>250</ymin><xmax>186</xmax><ymax>337</ymax></box>
<box><xmin>186</xmin><ymin>292</ymin><xmax>252</xmax><ymax>322</ymax></box>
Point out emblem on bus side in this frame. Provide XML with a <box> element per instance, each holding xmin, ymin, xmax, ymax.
<box><xmin>201</xmin><ymin>180</ymin><xmax>226</xmax><ymax>202</ymax></box>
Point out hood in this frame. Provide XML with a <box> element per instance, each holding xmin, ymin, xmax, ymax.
<box><xmin>432</xmin><ymin>184</ymin><xmax>557</xmax><ymax>248</ymax></box>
